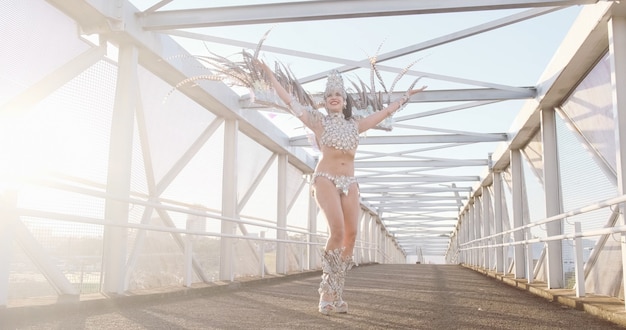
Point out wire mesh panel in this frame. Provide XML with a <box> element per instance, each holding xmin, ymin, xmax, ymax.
<box><xmin>558</xmin><ymin>53</ymin><xmax>620</xmax><ymax>294</ymax></box>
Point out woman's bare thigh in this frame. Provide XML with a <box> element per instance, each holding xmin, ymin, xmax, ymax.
<box><xmin>313</xmin><ymin>177</ymin><xmax>344</xmax><ymax>232</ymax></box>
<box><xmin>341</xmin><ymin>184</ymin><xmax>360</xmax><ymax>236</ymax></box>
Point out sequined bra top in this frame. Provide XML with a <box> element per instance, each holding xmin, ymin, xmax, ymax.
<box><xmin>319</xmin><ymin>112</ymin><xmax>359</xmax><ymax>151</ymax></box>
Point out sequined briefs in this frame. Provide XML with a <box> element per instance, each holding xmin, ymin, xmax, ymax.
<box><xmin>313</xmin><ymin>172</ymin><xmax>358</xmax><ymax>196</ymax></box>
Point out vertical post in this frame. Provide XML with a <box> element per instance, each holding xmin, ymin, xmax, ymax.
<box><xmin>457</xmin><ymin>214</ymin><xmax>464</xmax><ymax>264</ymax></box>
<box><xmin>371</xmin><ymin>217</ymin><xmax>378</xmax><ymax>263</ymax></box>
<box><xmin>307</xmin><ymin>180</ymin><xmax>318</xmax><ymax>269</ymax></box>
<box><xmin>479</xmin><ymin>202</ymin><xmax>485</xmax><ymax>267</ymax></box>
<box><xmin>473</xmin><ymin>203</ymin><xmax>480</xmax><ymax>267</ymax></box>
<box><xmin>525</xmin><ymin>231</ymin><xmax>534</xmax><ymax>284</ymax></box>
<box><xmin>0</xmin><ymin>190</ymin><xmax>17</xmax><ymax>307</ymax></box>
<box><xmin>220</xmin><ymin>119</ymin><xmax>238</xmax><ymax>281</ymax></box>
<box><xmin>468</xmin><ymin>206</ymin><xmax>475</xmax><ymax>266</ymax></box>
<box><xmin>276</xmin><ymin>154</ymin><xmax>287</xmax><ymax>274</ymax></box>
<box><xmin>482</xmin><ymin>186</ymin><xmax>492</xmax><ymax>270</ymax></box>
<box><xmin>463</xmin><ymin>211</ymin><xmax>470</xmax><ymax>265</ymax></box>
<box><xmin>184</xmin><ymin>214</ymin><xmax>201</xmax><ymax>287</ymax></box>
<box><xmin>493</xmin><ymin>171</ymin><xmax>505</xmax><ymax>273</ymax></box>
<box><xmin>184</xmin><ymin>235</ymin><xmax>193</xmax><ymax>287</ymax></box>
<box><xmin>260</xmin><ymin>231</ymin><xmax>266</xmax><ymax>278</ymax></box>
<box><xmin>474</xmin><ymin>201</ymin><xmax>482</xmax><ymax>267</ymax></box>
<box><xmin>378</xmin><ymin>228</ymin><xmax>382</xmax><ymax>263</ymax></box>
<box><xmin>511</xmin><ymin>149</ymin><xmax>526</xmax><ymax>279</ymax></box>
<box><xmin>608</xmin><ymin>16</ymin><xmax>626</xmax><ymax>309</ymax></box>
<box><xmin>377</xmin><ymin>224</ymin><xmax>382</xmax><ymax>263</ymax></box>
<box><xmin>102</xmin><ymin>44</ymin><xmax>137</xmax><ymax>294</ymax></box>
<box><xmin>573</xmin><ymin>222</ymin><xmax>586</xmax><ymax>297</ymax></box>
<box><xmin>541</xmin><ymin>107</ymin><xmax>564</xmax><ymax>288</ymax></box>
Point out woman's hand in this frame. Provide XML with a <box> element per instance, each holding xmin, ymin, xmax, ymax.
<box><xmin>407</xmin><ymin>85</ymin><xmax>428</xmax><ymax>97</ymax></box>
<box><xmin>253</xmin><ymin>59</ymin><xmax>272</xmax><ymax>75</ymax></box>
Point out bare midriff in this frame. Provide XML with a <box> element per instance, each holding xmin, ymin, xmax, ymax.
<box><xmin>315</xmin><ymin>146</ymin><xmax>356</xmax><ymax>177</ymax></box>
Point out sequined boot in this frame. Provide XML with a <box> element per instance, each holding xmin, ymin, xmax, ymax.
<box><xmin>334</xmin><ymin>254</ymin><xmax>354</xmax><ymax>313</ymax></box>
<box><xmin>318</xmin><ymin>248</ymin><xmax>342</xmax><ymax>315</ymax></box>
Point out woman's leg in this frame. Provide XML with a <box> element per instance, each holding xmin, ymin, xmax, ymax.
<box><xmin>313</xmin><ymin>177</ymin><xmax>345</xmax><ymax>250</ymax></box>
<box><xmin>340</xmin><ymin>183</ymin><xmax>360</xmax><ymax>257</ymax></box>
<box><xmin>333</xmin><ymin>182</ymin><xmax>360</xmax><ymax>313</ymax></box>
<box><xmin>312</xmin><ymin>177</ymin><xmax>344</xmax><ymax>315</ymax></box>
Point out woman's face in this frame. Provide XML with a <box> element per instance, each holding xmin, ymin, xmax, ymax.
<box><xmin>324</xmin><ymin>90</ymin><xmax>344</xmax><ymax>113</ymax></box>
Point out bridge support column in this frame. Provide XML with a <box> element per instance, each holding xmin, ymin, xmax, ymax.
<box><xmin>468</xmin><ymin>206</ymin><xmax>475</xmax><ymax>266</ymax></box>
<box><xmin>541</xmin><ymin>107</ymin><xmax>564</xmax><ymax>288</ymax></box>
<box><xmin>482</xmin><ymin>186</ymin><xmax>492</xmax><ymax>270</ymax></box>
<box><xmin>474</xmin><ymin>197</ymin><xmax>482</xmax><ymax>267</ymax></box>
<box><xmin>0</xmin><ymin>191</ymin><xmax>17</xmax><ymax>307</ymax></box>
<box><xmin>493</xmin><ymin>171</ymin><xmax>505</xmax><ymax>273</ymax></box>
<box><xmin>103</xmin><ymin>44</ymin><xmax>137</xmax><ymax>294</ymax></box>
<box><xmin>460</xmin><ymin>212</ymin><xmax>467</xmax><ymax>264</ymax></box>
<box><xmin>608</xmin><ymin>15</ymin><xmax>626</xmax><ymax>309</ymax></box>
<box><xmin>510</xmin><ymin>149</ymin><xmax>526</xmax><ymax>279</ymax></box>
<box><xmin>220</xmin><ymin>119</ymin><xmax>238</xmax><ymax>281</ymax></box>
<box><xmin>276</xmin><ymin>154</ymin><xmax>287</xmax><ymax>274</ymax></box>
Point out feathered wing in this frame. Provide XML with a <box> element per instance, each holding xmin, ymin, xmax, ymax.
<box><xmin>165</xmin><ymin>30</ymin><xmax>421</xmax><ymax>131</ymax></box>
<box><xmin>343</xmin><ymin>43</ymin><xmax>423</xmax><ymax>130</ymax></box>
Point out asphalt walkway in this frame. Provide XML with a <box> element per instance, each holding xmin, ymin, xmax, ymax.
<box><xmin>2</xmin><ymin>264</ymin><xmax>624</xmax><ymax>329</ymax></box>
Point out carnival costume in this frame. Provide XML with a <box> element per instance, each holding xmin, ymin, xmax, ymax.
<box><xmin>173</xmin><ymin>30</ymin><xmax>420</xmax><ymax>315</ymax></box>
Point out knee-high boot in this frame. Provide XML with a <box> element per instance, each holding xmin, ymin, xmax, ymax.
<box><xmin>334</xmin><ymin>254</ymin><xmax>354</xmax><ymax>313</ymax></box>
<box><xmin>318</xmin><ymin>248</ymin><xmax>342</xmax><ymax>315</ymax></box>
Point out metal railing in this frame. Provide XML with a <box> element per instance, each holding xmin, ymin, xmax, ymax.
<box><xmin>0</xmin><ymin>175</ymin><xmax>389</xmax><ymax>306</ymax></box>
<box><xmin>457</xmin><ymin>193</ymin><xmax>626</xmax><ymax>306</ymax></box>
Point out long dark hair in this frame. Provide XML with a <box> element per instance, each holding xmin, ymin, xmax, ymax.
<box><xmin>343</xmin><ymin>95</ymin><xmax>353</xmax><ymax>119</ymax></box>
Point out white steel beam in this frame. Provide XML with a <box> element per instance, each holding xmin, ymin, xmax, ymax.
<box><xmin>102</xmin><ymin>44</ymin><xmax>138</xmax><ymax>294</ymax></box>
<box><xmin>220</xmin><ymin>119</ymin><xmax>238</xmax><ymax>281</ymax></box>
<box><xmin>510</xmin><ymin>149</ymin><xmax>527</xmax><ymax>279</ymax></box>
<box><xmin>299</xmin><ymin>7</ymin><xmax>565</xmax><ymax>88</ymax></box>
<box><xmin>290</xmin><ymin>133</ymin><xmax>508</xmax><ymax>146</ymax></box>
<box><xmin>156</xmin><ymin>118</ymin><xmax>224</xmax><ymax>195</ymax></box>
<box><xmin>608</xmin><ymin>14</ymin><xmax>626</xmax><ymax>310</ymax></box>
<box><xmin>167</xmin><ymin>30</ymin><xmax>526</xmax><ymax>92</ymax></box>
<box><xmin>0</xmin><ymin>191</ymin><xmax>16</xmax><ymax>306</ymax></box>
<box><xmin>355</xmin><ymin>159</ymin><xmax>488</xmax><ymax>168</ymax></box>
<box><xmin>237</xmin><ymin>154</ymin><xmax>277</xmax><ymax>213</ymax></box>
<box><xmin>541</xmin><ymin>108</ymin><xmax>564</xmax><ymax>288</ymax></box>
<box><xmin>482</xmin><ymin>186</ymin><xmax>493</xmax><ymax>270</ymax></box>
<box><xmin>140</xmin><ymin>1</ymin><xmax>597</xmax><ymax>30</ymax></box>
<box><xmin>1</xmin><ymin>45</ymin><xmax>105</xmax><ymax>112</ymax></box>
<box><xmin>276</xmin><ymin>154</ymin><xmax>288</xmax><ymax>274</ymax></box>
<box><xmin>239</xmin><ymin>88</ymin><xmax>535</xmax><ymax>108</ymax></box>
<box><xmin>494</xmin><ymin>172</ymin><xmax>505</xmax><ymax>273</ymax></box>
<box><xmin>468</xmin><ymin>202</ymin><xmax>476</xmax><ymax>266</ymax></box>
<box><xmin>361</xmin><ymin>187</ymin><xmax>467</xmax><ymax>194</ymax></box>
<box><xmin>357</xmin><ymin>175</ymin><xmax>479</xmax><ymax>183</ymax></box>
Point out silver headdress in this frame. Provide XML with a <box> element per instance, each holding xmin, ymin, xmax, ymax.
<box><xmin>324</xmin><ymin>70</ymin><xmax>347</xmax><ymax>99</ymax></box>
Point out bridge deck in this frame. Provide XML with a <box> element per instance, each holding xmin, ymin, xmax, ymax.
<box><xmin>2</xmin><ymin>264</ymin><xmax>624</xmax><ymax>329</ymax></box>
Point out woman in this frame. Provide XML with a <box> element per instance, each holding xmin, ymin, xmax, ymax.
<box><xmin>259</xmin><ymin>62</ymin><xmax>426</xmax><ymax>315</ymax></box>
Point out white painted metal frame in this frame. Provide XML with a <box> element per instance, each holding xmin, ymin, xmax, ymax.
<box><xmin>608</xmin><ymin>14</ymin><xmax>626</xmax><ymax>309</ymax></box>
<box><xmin>138</xmin><ymin>1</ymin><xmax>599</xmax><ymax>255</ymax></box>
<box><xmin>451</xmin><ymin>0</ymin><xmax>626</xmax><ymax>310</ymax></box>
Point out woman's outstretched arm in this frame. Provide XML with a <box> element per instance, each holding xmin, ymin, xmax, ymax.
<box><xmin>357</xmin><ymin>86</ymin><xmax>427</xmax><ymax>133</ymax></box>
<box><xmin>257</xmin><ymin>61</ymin><xmax>295</xmax><ymax>109</ymax></box>
<box><xmin>256</xmin><ymin>61</ymin><xmax>317</xmax><ymax>123</ymax></box>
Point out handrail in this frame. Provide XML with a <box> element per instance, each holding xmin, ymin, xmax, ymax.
<box><xmin>459</xmin><ymin>193</ymin><xmax>626</xmax><ymax>249</ymax></box>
